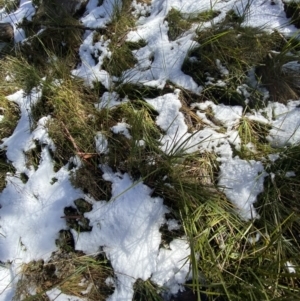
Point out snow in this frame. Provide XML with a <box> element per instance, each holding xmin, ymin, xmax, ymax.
<box><xmin>72</xmin><ymin>167</ymin><xmax>168</xmax><ymax>300</ymax></box>
<box><xmin>1</xmin><ymin>0</ymin><xmax>300</xmax><ymax>300</ymax></box>
<box><xmin>285</xmin><ymin>261</ymin><xmax>296</xmax><ymax>274</ymax></box>
<box><xmin>47</xmin><ymin>288</ymin><xmax>85</xmax><ymax>301</ymax></box>
<box><xmin>95</xmin><ymin>132</ymin><xmax>109</xmax><ymax>154</ymax></box>
<box><xmin>1</xmin><ymin>0</ymin><xmax>36</xmax><ymax>42</ymax></box>
<box><xmin>81</xmin><ymin>0</ymin><xmax>118</xmax><ymax>29</ymax></box>
<box><xmin>218</xmin><ymin>157</ymin><xmax>267</xmax><ymax>221</ymax></box>
<box><xmin>0</xmin><ymin>90</ymin><xmax>84</xmax><ymax>300</ymax></box>
<box><xmin>111</xmin><ymin>122</ymin><xmax>132</xmax><ymax>139</ymax></box>
<box><xmin>95</xmin><ymin>91</ymin><xmax>128</xmax><ymax>109</ymax></box>
<box><xmin>267</xmin><ymin>101</ymin><xmax>300</xmax><ymax>147</ymax></box>
<box><xmin>1</xmin><ymin>89</ymin><xmax>41</xmax><ymax>173</ymax></box>
<box><xmin>72</xmin><ymin>31</ymin><xmax>112</xmax><ymax>88</ymax></box>
<box><xmin>151</xmin><ymin>239</ymin><xmax>190</xmax><ymax>295</ymax></box>
<box><xmin>146</xmin><ymin>91</ymin><xmax>189</xmax><ymax>152</ymax></box>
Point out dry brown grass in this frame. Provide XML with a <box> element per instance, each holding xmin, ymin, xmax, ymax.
<box><xmin>15</xmin><ymin>252</ymin><xmax>114</xmax><ymax>301</ymax></box>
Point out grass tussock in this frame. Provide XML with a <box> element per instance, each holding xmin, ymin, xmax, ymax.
<box><xmin>0</xmin><ymin>154</ymin><xmax>15</xmax><ymax>191</ymax></box>
<box><xmin>15</xmin><ymin>253</ymin><xmax>114</xmax><ymax>301</ymax></box>
<box><xmin>0</xmin><ymin>0</ymin><xmax>18</xmax><ymax>13</ymax></box>
<box><xmin>236</xmin><ymin>116</ymin><xmax>274</xmax><ymax>160</ymax></box>
<box><xmin>20</xmin><ymin>0</ymin><xmax>83</xmax><ymax>64</ymax></box>
<box><xmin>31</xmin><ymin>76</ymin><xmax>99</xmax><ymax>166</ymax></box>
<box><xmin>159</xmin><ymin>159</ymin><xmax>300</xmax><ymax>300</ymax></box>
<box><xmin>0</xmin><ymin>93</ymin><xmax>19</xmax><ymax>140</ymax></box>
<box><xmin>182</xmin><ymin>11</ymin><xmax>294</xmax><ymax>106</ymax></box>
<box><xmin>133</xmin><ymin>279</ymin><xmax>164</xmax><ymax>301</ymax></box>
<box><xmin>165</xmin><ymin>8</ymin><xmax>221</xmax><ymax>41</ymax></box>
<box><xmin>283</xmin><ymin>0</ymin><xmax>300</xmax><ymax>28</ymax></box>
<box><xmin>101</xmin><ymin>0</ymin><xmax>139</xmax><ymax>77</ymax></box>
<box><xmin>256</xmin><ymin>35</ymin><xmax>300</xmax><ymax>103</ymax></box>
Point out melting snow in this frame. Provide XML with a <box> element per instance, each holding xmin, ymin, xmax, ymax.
<box><xmin>1</xmin><ymin>0</ymin><xmax>300</xmax><ymax>300</ymax></box>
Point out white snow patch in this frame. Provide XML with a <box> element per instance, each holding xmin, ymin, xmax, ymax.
<box><xmin>95</xmin><ymin>92</ymin><xmax>128</xmax><ymax>109</ymax></box>
<box><xmin>218</xmin><ymin>157</ymin><xmax>267</xmax><ymax>220</ymax></box>
<box><xmin>1</xmin><ymin>89</ymin><xmax>41</xmax><ymax>172</ymax></box>
<box><xmin>285</xmin><ymin>171</ymin><xmax>296</xmax><ymax>178</ymax></box>
<box><xmin>95</xmin><ymin>132</ymin><xmax>109</xmax><ymax>154</ymax></box>
<box><xmin>268</xmin><ymin>102</ymin><xmax>300</xmax><ymax>147</ymax></box>
<box><xmin>73</xmin><ymin>167</ymin><xmax>168</xmax><ymax>300</ymax></box>
<box><xmin>151</xmin><ymin>239</ymin><xmax>190</xmax><ymax>295</ymax></box>
<box><xmin>111</xmin><ymin>122</ymin><xmax>132</xmax><ymax>139</ymax></box>
<box><xmin>72</xmin><ymin>32</ymin><xmax>112</xmax><ymax>88</ymax></box>
<box><xmin>285</xmin><ymin>261</ymin><xmax>296</xmax><ymax>274</ymax></box>
<box><xmin>146</xmin><ymin>92</ymin><xmax>189</xmax><ymax>153</ymax></box>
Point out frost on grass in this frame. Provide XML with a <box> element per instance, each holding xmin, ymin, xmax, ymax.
<box><xmin>218</xmin><ymin>157</ymin><xmax>267</xmax><ymax>221</ymax></box>
<box><xmin>72</xmin><ymin>167</ymin><xmax>170</xmax><ymax>300</ymax></box>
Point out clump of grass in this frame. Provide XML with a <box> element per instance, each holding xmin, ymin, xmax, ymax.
<box><xmin>116</xmin><ymin>81</ymin><xmax>174</xmax><ymax>99</ymax></box>
<box><xmin>0</xmin><ymin>94</ymin><xmax>20</xmax><ymax>140</ymax></box>
<box><xmin>165</xmin><ymin>8</ymin><xmax>221</xmax><ymax>41</ymax></box>
<box><xmin>24</xmin><ymin>142</ymin><xmax>42</xmax><ymax>170</ymax></box>
<box><xmin>0</xmin><ymin>91</ymin><xmax>19</xmax><ymax>191</ymax></box>
<box><xmin>283</xmin><ymin>0</ymin><xmax>300</xmax><ymax>28</ymax></box>
<box><xmin>182</xmin><ymin>15</ymin><xmax>287</xmax><ymax>106</ymax></box>
<box><xmin>133</xmin><ymin>279</ymin><xmax>164</xmax><ymax>301</ymax></box>
<box><xmin>63</xmin><ymin>205</ymin><xmax>92</xmax><ymax>233</ymax></box>
<box><xmin>163</xmin><ymin>168</ymin><xmax>299</xmax><ymax>300</ymax></box>
<box><xmin>0</xmin><ymin>55</ymin><xmax>42</xmax><ymax>93</ymax></box>
<box><xmin>19</xmin><ymin>1</ymin><xmax>83</xmax><ymax>66</ymax></box>
<box><xmin>101</xmin><ymin>0</ymin><xmax>139</xmax><ymax>77</ymax></box>
<box><xmin>32</xmin><ymin>77</ymin><xmax>99</xmax><ymax>163</ymax></box>
<box><xmin>259</xmin><ymin>144</ymin><xmax>300</xmax><ymax>249</ymax></box>
<box><xmin>135</xmin><ymin>0</ymin><xmax>152</xmax><ymax>4</ymax></box>
<box><xmin>71</xmin><ymin>166</ymin><xmax>112</xmax><ymax>201</ymax></box>
<box><xmin>256</xmin><ymin>36</ymin><xmax>300</xmax><ymax>103</ymax></box>
<box><xmin>131</xmin><ymin>130</ymin><xmax>299</xmax><ymax>300</ymax></box>
<box><xmin>56</xmin><ymin>229</ymin><xmax>75</xmax><ymax>252</ymax></box>
<box><xmin>0</xmin><ymin>0</ymin><xmax>18</xmax><ymax>13</ymax></box>
<box><xmin>15</xmin><ymin>253</ymin><xmax>114</xmax><ymax>301</ymax></box>
<box><xmin>98</xmin><ymin>101</ymin><xmax>161</xmax><ymax>179</ymax></box>
<box><xmin>165</xmin><ymin>8</ymin><xmax>193</xmax><ymax>41</ymax></box>
<box><xmin>236</xmin><ymin>116</ymin><xmax>274</xmax><ymax>160</ymax></box>
<box><xmin>0</xmin><ymin>153</ymin><xmax>15</xmax><ymax>191</ymax></box>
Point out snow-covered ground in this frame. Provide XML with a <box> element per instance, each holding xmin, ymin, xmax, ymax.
<box><xmin>1</xmin><ymin>0</ymin><xmax>300</xmax><ymax>300</ymax></box>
